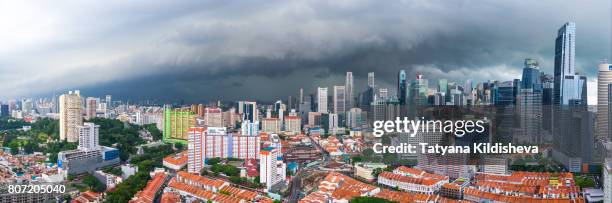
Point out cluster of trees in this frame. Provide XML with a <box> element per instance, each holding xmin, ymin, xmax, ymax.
<box><xmin>510</xmin><ymin>154</ymin><xmax>564</xmax><ymax>172</ymax></box>
<box><xmin>82</xmin><ymin>173</ymin><xmax>106</xmax><ymax>192</ymax></box>
<box><xmin>574</xmin><ymin>175</ymin><xmax>596</xmax><ymax>188</ymax></box>
<box><xmin>103</xmin><ymin>166</ymin><xmax>123</xmax><ymax>177</ymax></box>
<box><xmin>210</xmin><ymin>163</ymin><xmax>241</xmax><ymax>177</ymax></box>
<box><xmin>90</xmin><ymin>118</ymin><xmax>146</xmax><ymax>161</ymax></box>
<box><xmin>105</xmin><ymin>144</ymin><xmax>176</xmax><ymax>202</ymax></box>
<box><xmin>144</xmin><ymin>124</ymin><xmax>162</xmax><ymax>140</ymax></box>
<box><xmin>201</xmin><ymin>158</ymin><xmax>262</xmax><ymax>188</ymax></box>
<box><xmin>371</xmin><ymin>166</ymin><xmax>395</xmax><ymax>178</ymax></box>
<box><xmin>0</xmin><ymin>118</ymin><xmax>28</xmax><ymax>131</ymax></box>
<box><xmin>104</xmin><ymin>171</ymin><xmax>151</xmax><ymax>202</ymax></box>
<box><xmin>1</xmin><ymin>118</ymin><xmax>72</xmax><ymax>158</ymax></box>
<box><xmin>131</xmin><ymin>144</ymin><xmax>175</xmax><ymax>172</ymax></box>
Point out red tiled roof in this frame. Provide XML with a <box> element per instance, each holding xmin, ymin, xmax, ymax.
<box><xmin>176</xmin><ymin>171</ymin><xmax>226</xmax><ymax>189</ymax></box>
<box><xmin>130</xmin><ymin>173</ymin><xmax>167</xmax><ymax>203</ymax></box>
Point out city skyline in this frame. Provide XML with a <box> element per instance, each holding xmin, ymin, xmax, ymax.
<box><xmin>0</xmin><ymin>1</ymin><xmax>610</xmax><ymax>104</ymax></box>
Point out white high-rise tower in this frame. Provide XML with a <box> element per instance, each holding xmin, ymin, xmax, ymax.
<box><xmin>345</xmin><ymin>72</ymin><xmax>354</xmax><ymax>109</ymax></box>
<box><xmin>317</xmin><ymin>87</ymin><xmax>328</xmax><ymax>113</ymax></box>
<box><xmin>77</xmin><ymin>122</ymin><xmax>100</xmax><ymax>151</ymax></box>
<box><xmin>597</xmin><ymin>63</ymin><xmax>612</xmax><ymax>141</ymax></box>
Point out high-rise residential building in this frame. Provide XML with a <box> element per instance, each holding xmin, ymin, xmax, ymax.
<box><xmin>368</xmin><ymin>72</ymin><xmax>375</xmax><ymax>88</ymax></box>
<box><xmin>241</xmin><ymin>120</ymin><xmax>260</xmax><ymax>136</ymax></box>
<box><xmin>345</xmin><ymin>72</ymin><xmax>354</xmax><ymax>109</ymax></box>
<box><xmin>597</xmin><ymin>63</ymin><xmax>612</xmax><ymax>141</ymax></box>
<box><xmin>85</xmin><ymin>97</ymin><xmax>97</xmax><ymax>120</ymax></box>
<box><xmin>59</xmin><ymin>90</ymin><xmax>83</xmax><ymax>142</ymax></box>
<box><xmin>317</xmin><ymin>87</ymin><xmax>328</xmax><ymax>113</ymax></box>
<box><xmin>163</xmin><ymin>108</ymin><xmax>196</xmax><ymax>144</ymax></box>
<box><xmin>187</xmin><ymin>127</ymin><xmax>205</xmax><ymax>173</ymax></box>
<box><xmin>259</xmin><ymin>147</ymin><xmax>284</xmax><ymax>190</ymax></box>
<box><xmin>262</xmin><ymin>118</ymin><xmax>281</xmax><ymax>133</ymax></box>
<box><xmin>333</xmin><ymin>86</ymin><xmax>346</xmax><ymax>114</ymax></box>
<box><xmin>284</xmin><ymin>116</ymin><xmax>301</xmax><ymax>135</ymax></box>
<box><xmin>187</xmin><ymin>127</ymin><xmax>260</xmax><ymax>173</ymax></box>
<box><xmin>196</xmin><ymin>104</ymin><xmax>205</xmax><ymax>117</ymax></box>
<box><xmin>398</xmin><ymin>70</ymin><xmax>407</xmax><ymax>105</ymax></box>
<box><xmin>77</xmin><ymin>122</ymin><xmax>100</xmax><ymax>151</ymax></box>
<box><xmin>204</xmin><ymin>107</ymin><xmax>223</xmax><ymax>127</ymax></box>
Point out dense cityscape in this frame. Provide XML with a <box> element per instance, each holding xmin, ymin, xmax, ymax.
<box><xmin>0</xmin><ymin>9</ymin><xmax>611</xmax><ymax>203</ymax></box>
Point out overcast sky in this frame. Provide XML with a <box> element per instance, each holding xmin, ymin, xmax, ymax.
<box><xmin>0</xmin><ymin>0</ymin><xmax>610</xmax><ymax>104</ymax></box>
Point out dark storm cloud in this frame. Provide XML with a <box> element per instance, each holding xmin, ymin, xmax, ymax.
<box><xmin>1</xmin><ymin>0</ymin><xmax>610</xmax><ymax>104</ymax></box>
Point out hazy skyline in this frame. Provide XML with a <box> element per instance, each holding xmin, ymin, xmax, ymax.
<box><xmin>1</xmin><ymin>0</ymin><xmax>610</xmax><ymax>104</ymax></box>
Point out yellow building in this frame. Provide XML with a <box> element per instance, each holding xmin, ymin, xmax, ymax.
<box><xmin>163</xmin><ymin>108</ymin><xmax>195</xmax><ymax>144</ymax></box>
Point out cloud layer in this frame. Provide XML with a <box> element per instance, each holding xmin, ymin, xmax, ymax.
<box><xmin>0</xmin><ymin>0</ymin><xmax>609</xmax><ymax>104</ymax></box>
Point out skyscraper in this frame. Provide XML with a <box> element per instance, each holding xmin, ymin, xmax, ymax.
<box><xmin>238</xmin><ymin>101</ymin><xmax>258</xmax><ymax>122</ymax></box>
<box><xmin>368</xmin><ymin>72</ymin><xmax>375</xmax><ymax>88</ymax></box>
<box><xmin>77</xmin><ymin>122</ymin><xmax>100</xmax><ymax>151</ymax></box>
<box><xmin>86</xmin><ymin>97</ymin><xmax>97</xmax><ymax>120</ymax></box>
<box><xmin>552</xmin><ymin>22</ymin><xmax>589</xmax><ymax>170</ymax></box>
<box><xmin>0</xmin><ymin>104</ymin><xmax>8</xmax><ymax>118</ymax></box>
<box><xmin>438</xmin><ymin>79</ymin><xmax>449</xmax><ymax>104</ymax></box>
<box><xmin>345</xmin><ymin>72</ymin><xmax>354</xmax><ymax>109</ymax></box>
<box><xmin>333</xmin><ymin>85</ymin><xmax>346</xmax><ymax>114</ymax></box>
<box><xmin>299</xmin><ymin>88</ymin><xmax>304</xmax><ymax>104</ymax></box>
<box><xmin>378</xmin><ymin>88</ymin><xmax>388</xmax><ymax>100</ymax></box>
<box><xmin>59</xmin><ymin>90</ymin><xmax>83</xmax><ymax>142</ymax></box>
<box><xmin>522</xmin><ymin>58</ymin><xmax>542</xmax><ymax>90</ymax></box>
<box><xmin>398</xmin><ymin>70</ymin><xmax>407</xmax><ymax>105</ymax></box>
<box><xmin>105</xmin><ymin>95</ymin><xmax>112</xmax><ymax>108</ymax></box>
<box><xmin>554</xmin><ymin>22</ymin><xmax>579</xmax><ymax>106</ymax></box>
<box><xmin>597</xmin><ymin>63</ymin><xmax>612</xmax><ymax>141</ymax></box>
<box><xmin>408</xmin><ymin>74</ymin><xmax>428</xmax><ymax>117</ymax></box>
<box><xmin>541</xmin><ymin>73</ymin><xmax>554</xmax><ymax>132</ymax></box>
<box><xmin>317</xmin><ymin>87</ymin><xmax>328</xmax><ymax>113</ymax></box>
